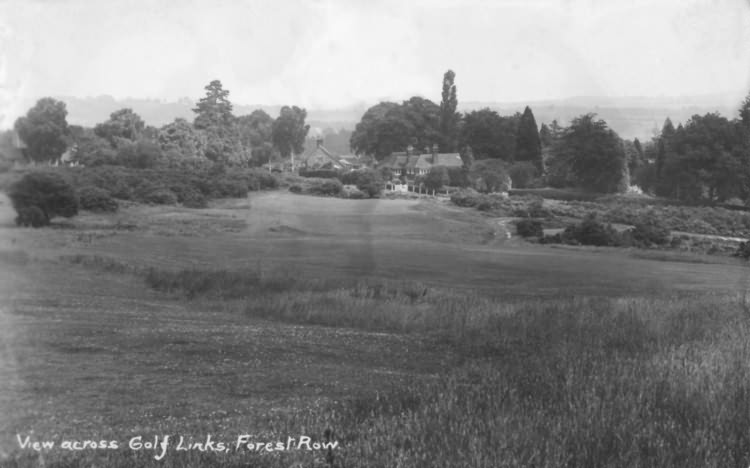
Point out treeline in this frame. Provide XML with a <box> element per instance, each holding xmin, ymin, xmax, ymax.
<box><xmin>9</xmin><ymin>80</ymin><xmax>312</xmax><ymax>170</ymax></box>
<box><xmin>633</xmin><ymin>101</ymin><xmax>750</xmax><ymax>203</ymax></box>
<box><xmin>351</xmin><ymin>70</ymin><xmax>750</xmax><ymax>200</ymax></box>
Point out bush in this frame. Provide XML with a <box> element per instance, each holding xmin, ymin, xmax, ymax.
<box><xmin>9</xmin><ymin>171</ymin><xmax>78</xmax><ymax>226</ymax></box>
<box><xmin>15</xmin><ymin>206</ymin><xmax>48</xmax><ymax>227</ymax></box>
<box><xmin>734</xmin><ymin>241</ymin><xmax>750</xmax><ymax>259</ymax></box>
<box><xmin>542</xmin><ymin>213</ymin><xmax>623</xmax><ymax>247</ymax></box>
<box><xmin>450</xmin><ymin>188</ymin><xmax>483</xmax><ymax>207</ymax></box>
<box><xmin>308</xmin><ymin>179</ymin><xmax>343</xmax><ymax>196</ymax></box>
<box><xmin>289</xmin><ymin>184</ymin><xmax>302</xmax><ymax>194</ymax></box>
<box><xmin>169</xmin><ymin>184</ymin><xmax>207</xmax><ymax>208</ymax></box>
<box><xmin>631</xmin><ymin>212</ymin><xmax>671</xmax><ymax>247</ymax></box>
<box><xmin>243</xmin><ymin>170</ymin><xmax>279</xmax><ymax>191</ymax></box>
<box><xmin>140</xmin><ymin>188</ymin><xmax>178</xmax><ymax>205</ymax></box>
<box><xmin>340</xmin><ymin>169</ymin><xmax>383</xmax><ymax>198</ymax></box>
<box><xmin>77</xmin><ymin>186</ymin><xmax>118</xmax><ymax>212</ymax></box>
<box><xmin>211</xmin><ymin>177</ymin><xmax>248</xmax><ymax>198</ymax></box>
<box><xmin>516</xmin><ymin>219</ymin><xmax>544</xmax><ymax>238</ymax></box>
<box><xmin>569</xmin><ymin>213</ymin><xmax>621</xmax><ymax>246</ymax></box>
<box><xmin>298</xmin><ymin>169</ymin><xmax>339</xmax><ymax>179</ymax></box>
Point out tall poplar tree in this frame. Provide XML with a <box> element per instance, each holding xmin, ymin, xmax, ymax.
<box><xmin>439</xmin><ymin>70</ymin><xmax>458</xmax><ymax>152</ymax></box>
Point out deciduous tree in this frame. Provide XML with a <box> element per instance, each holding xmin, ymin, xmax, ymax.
<box><xmin>558</xmin><ymin>114</ymin><xmax>628</xmax><ymax>193</ymax></box>
<box><xmin>272</xmin><ymin>106</ymin><xmax>310</xmax><ymax>160</ymax></box>
<box><xmin>14</xmin><ymin>98</ymin><xmax>69</xmax><ymax>163</ymax></box>
<box><xmin>94</xmin><ymin>108</ymin><xmax>145</xmax><ymax>145</ymax></box>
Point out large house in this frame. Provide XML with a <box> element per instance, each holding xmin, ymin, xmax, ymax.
<box><xmin>297</xmin><ymin>138</ymin><xmax>367</xmax><ymax>171</ymax></box>
<box><xmin>379</xmin><ymin>144</ymin><xmax>463</xmax><ymax>179</ymax></box>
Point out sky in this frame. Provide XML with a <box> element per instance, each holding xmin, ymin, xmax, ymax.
<box><xmin>1</xmin><ymin>0</ymin><xmax>750</xmax><ymax>128</ymax></box>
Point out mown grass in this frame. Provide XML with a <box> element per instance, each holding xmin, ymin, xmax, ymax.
<box><xmin>6</xmin><ymin>261</ymin><xmax>750</xmax><ymax>467</ymax></box>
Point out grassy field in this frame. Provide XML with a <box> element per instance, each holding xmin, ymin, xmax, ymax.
<box><xmin>1</xmin><ymin>191</ymin><xmax>750</xmax><ymax>467</ymax></box>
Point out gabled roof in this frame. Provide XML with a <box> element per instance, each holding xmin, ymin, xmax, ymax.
<box><xmin>379</xmin><ymin>151</ymin><xmax>463</xmax><ymax>171</ymax></box>
<box><xmin>300</xmin><ymin>143</ymin><xmax>343</xmax><ymax>168</ymax></box>
<box><xmin>433</xmin><ymin>153</ymin><xmax>463</xmax><ymax>167</ymax></box>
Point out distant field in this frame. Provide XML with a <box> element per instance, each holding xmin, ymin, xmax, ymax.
<box><xmin>1</xmin><ymin>191</ymin><xmax>750</xmax><ymax>467</ymax></box>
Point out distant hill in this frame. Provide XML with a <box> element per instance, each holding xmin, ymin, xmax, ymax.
<box><xmin>461</xmin><ymin>93</ymin><xmax>745</xmax><ymax>140</ymax></box>
<box><xmin>18</xmin><ymin>92</ymin><xmax>746</xmax><ymax>142</ymax></box>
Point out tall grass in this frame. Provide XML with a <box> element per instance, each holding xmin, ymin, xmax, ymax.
<box><xmin>29</xmin><ymin>262</ymin><xmax>750</xmax><ymax>467</ymax></box>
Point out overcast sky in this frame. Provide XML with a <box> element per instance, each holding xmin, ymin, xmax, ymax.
<box><xmin>1</xmin><ymin>0</ymin><xmax>750</xmax><ymax>127</ymax></box>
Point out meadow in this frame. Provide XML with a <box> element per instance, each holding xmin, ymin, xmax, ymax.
<box><xmin>1</xmin><ymin>191</ymin><xmax>749</xmax><ymax>467</ymax></box>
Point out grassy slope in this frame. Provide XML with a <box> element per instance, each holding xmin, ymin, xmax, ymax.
<box><xmin>1</xmin><ymin>192</ymin><xmax>750</xmax><ymax>467</ymax></box>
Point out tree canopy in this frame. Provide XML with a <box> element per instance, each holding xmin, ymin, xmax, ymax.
<box><xmin>557</xmin><ymin>114</ymin><xmax>628</xmax><ymax>193</ymax></box>
<box><xmin>94</xmin><ymin>108</ymin><xmax>145</xmax><ymax>146</ymax></box>
<box><xmin>192</xmin><ymin>80</ymin><xmax>242</xmax><ymax>163</ymax></box>
<box><xmin>14</xmin><ymin>98</ymin><xmax>70</xmax><ymax>163</ymax></box>
<box><xmin>350</xmin><ymin>98</ymin><xmax>441</xmax><ymax>160</ymax></box>
<box><xmin>459</xmin><ymin>109</ymin><xmax>519</xmax><ymax>160</ymax></box>
<box><xmin>272</xmin><ymin>106</ymin><xmax>310</xmax><ymax>159</ymax></box>
<box><xmin>158</xmin><ymin>118</ymin><xmax>207</xmax><ymax>160</ymax></box>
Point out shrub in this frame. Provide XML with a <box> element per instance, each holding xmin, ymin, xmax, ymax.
<box><xmin>140</xmin><ymin>188</ymin><xmax>178</xmax><ymax>205</ymax></box>
<box><xmin>289</xmin><ymin>184</ymin><xmax>302</xmax><ymax>193</ymax></box>
<box><xmin>298</xmin><ymin>169</ymin><xmax>339</xmax><ymax>179</ymax></box>
<box><xmin>340</xmin><ymin>169</ymin><xmax>383</xmax><ymax>198</ymax></box>
<box><xmin>211</xmin><ymin>177</ymin><xmax>249</xmax><ymax>198</ymax></box>
<box><xmin>543</xmin><ymin>213</ymin><xmax>623</xmax><ymax>246</ymax></box>
<box><xmin>169</xmin><ymin>184</ymin><xmax>207</xmax><ymax>208</ymax></box>
<box><xmin>77</xmin><ymin>186</ymin><xmax>118</xmax><ymax>212</ymax></box>
<box><xmin>516</xmin><ymin>219</ymin><xmax>544</xmax><ymax>238</ymax></box>
<box><xmin>734</xmin><ymin>241</ymin><xmax>750</xmax><ymax>259</ymax></box>
<box><xmin>569</xmin><ymin>213</ymin><xmax>621</xmax><ymax>246</ymax></box>
<box><xmin>309</xmin><ymin>178</ymin><xmax>343</xmax><ymax>196</ymax></box>
<box><xmin>15</xmin><ymin>206</ymin><xmax>47</xmax><ymax>227</ymax></box>
<box><xmin>253</xmin><ymin>170</ymin><xmax>279</xmax><ymax>189</ymax></box>
<box><xmin>342</xmin><ymin>185</ymin><xmax>367</xmax><ymax>199</ymax></box>
<box><xmin>9</xmin><ymin>171</ymin><xmax>78</xmax><ymax>226</ymax></box>
<box><xmin>450</xmin><ymin>188</ymin><xmax>482</xmax><ymax>207</ymax></box>
<box><xmin>631</xmin><ymin>212</ymin><xmax>671</xmax><ymax>247</ymax></box>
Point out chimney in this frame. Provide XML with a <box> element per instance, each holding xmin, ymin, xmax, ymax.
<box><xmin>431</xmin><ymin>144</ymin><xmax>438</xmax><ymax>164</ymax></box>
<box><xmin>316</xmin><ymin>138</ymin><xmax>324</xmax><ymax>148</ymax></box>
<box><xmin>406</xmin><ymin>144</ymin><xmax>413</xmax><ymax>156</ymax></box>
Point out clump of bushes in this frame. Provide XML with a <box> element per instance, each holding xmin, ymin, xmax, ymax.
<box><xmin>516</xmin><ymin>219</ymin><xmax>544</xmax><ymax>238</ymax></box>
<box><xmin>15</xmin><ymin>206</ymin><xmax>47</xmax><ymax>227</ymax></box>
<box><xmin>734</xmin><ymin>241</ymin><xmax>750</xmax><ymax>260</ymax></box>
<box><xmin>139</xmin><ymin>188</ymin><xmax>178</xmax><ymax>205</ymax></box>
<box><xmin>308</xmin><ymin>178</ymin><xmax>343</xmax><ymax>196</ymax></box>
<box><xmin>299</xmin><ymin>169</ymin><xmax>339</xmax><ymax>179</ymax></box>
<box><xmin>9</xmin><ymin>171</ymin><xmax>78</xmax><ymax>227</ymax></box>
<box><xmin>341</xmin><ymin>185</ymin><xmax>367</xmax><ymax>199</ymax></box>
<box><xmin>631</xmin><ymin>212</ymin><xmax>671</xmax><ymax>247</ymax></box>
<box><xmin>59</xmin><ymin>165</ymin><xmax>279</xmax><ymax>207</ymax></box>
<box><xmin>77</xmin><ymin>186</ymin><xmax>118</xmax><ymax>212</ymax></box>
<box><xmin>340</xmin><ymin>169</ymin><xmax>383</xmax><ymax>198</ymax></box>
<box><xmin>450</xmin><ymin>188</ymin><xmax>483</xmax><ymax>207</ymax></box>
<box><xmin>542</xmin><ymin>213</ymin><xmax>622</xmax><ymax>247</ymax></box>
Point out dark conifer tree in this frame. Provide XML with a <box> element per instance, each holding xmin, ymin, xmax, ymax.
<box><xmin>515</xmin><ymin>106</ymin><xmax>542</xmax><ymax>170</ymax></box>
